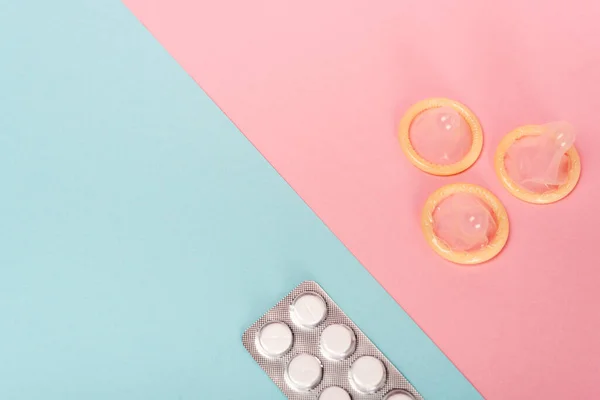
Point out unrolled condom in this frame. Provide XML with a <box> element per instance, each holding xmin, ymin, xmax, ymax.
<box><xmin>495</xmin><ymin>122</ymin><xmax>581</xmax><ymax>204</ymax></box>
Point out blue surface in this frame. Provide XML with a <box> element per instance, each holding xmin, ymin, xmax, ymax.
<box><xmin>0</xmin><ymin>1</ymin><xmax>482</xmax><ymax>399</ymax></box>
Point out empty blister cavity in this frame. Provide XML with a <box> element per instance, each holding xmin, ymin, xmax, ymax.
<box><xmin>290</xmin><ymin>292</ymin><xmax>327</xmax><ymax>328</ymax></box>
<box><xmin>495</xmin><ymin>122</ymin><xmax>581</xmax><ymax>204</ymax></box>
<box><xmin>256</xmin><ymin>321</ymin><xmax>293</xmax><ymax>358</ymax></box>
<box><xmin>319</xmin><ymin>386</ymin><xmax>351</xmax><ymax>400</ymax></box>
<box><xmin>349</xmin><ymin>355</ymin><xmax>387</xmax><ymax>394</ymax></box>
<box><xmin>320</xmin><ymin>324</ymin><xmax>356</xmax><ymax>360</ymax></box>
<box><xmin>285</xmin><ymin>353</ymin><xmax>323</xmax><ymax>391</ymax></box>
<box><xmin>385</xmin><ymin>389</ymin><xmax>417</xmax><ymax>400</ymax></box>
<box><xmin>399</xmin><ymin>98</ymin><xmax>483</xmax><ymax>175</ymax></box>
<box><xmin>422</xmin><ymin>184</ymin><xmax>509</xmax><ymax>265</ymax></box>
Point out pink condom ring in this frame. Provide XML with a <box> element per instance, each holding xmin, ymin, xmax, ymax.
<box><xmin>399</xmin><ymin>98</ymin><xmax>483</xmax><ymax>176</ymax></box>
<box><xmin>495</xmin><ymin>124</ymin><xmax>581</xmax><ymax>204</ymax></box>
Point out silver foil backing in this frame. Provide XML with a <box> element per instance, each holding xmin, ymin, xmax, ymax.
<box><xmin>242</xmin><ymin>280</ymin><xmax>424</xmax><ymax>399</ymax></box>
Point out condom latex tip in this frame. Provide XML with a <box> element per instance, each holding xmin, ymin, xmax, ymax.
<box><xmin>409</xmin><ymin>106</ymin><xmax>473</xmax><ymax>165</ymax></box>
<box><xmin>505</xmin><ymin>121</ymin><xmax>576</xmax><ymax>192</ymax></box>
<box><xmin>433</xmin><ymin>193</ymin><xmax>497</xmax><ymax>252</ymax></box>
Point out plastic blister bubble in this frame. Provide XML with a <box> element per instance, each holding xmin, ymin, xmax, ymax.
<box><xmin>242</xmin><ymin>281</ymin><xmax>423</xmax><ymax>399</ymax></box>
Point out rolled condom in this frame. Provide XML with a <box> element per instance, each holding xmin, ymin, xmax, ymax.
<box><xmin>409</xmin><ymin>106</ymin><xmax>472</xmax><ymax>166</ymax></box>
<box><xmin>399</xmin><ymin>98</ymin><xmax>483</xmax><ymax>176</ymax></box>
<box><xmin>505</xmin><ymin>121</ymin><xmax>575</xmax><ymax>192</ymax></box>
<box><xmin>495</xmin><ymin>121</ymin><xmax>581</xmax><ymax>204</ymax></box>
<box><xmin>422</xmin><ymin>183</ymin><xmax>509</xmax><ymax>265</ymax></box>
<box><xmin>433</xmin><ymin>193</ymin><xmax>497</xmax><ymax>252</ymax></box>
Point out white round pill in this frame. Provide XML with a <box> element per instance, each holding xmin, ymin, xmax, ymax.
<box><xmin>285</xmin><ymin>353</ymin><xmax>323</xmax><ymax>391</ymax></box>
<box><xmin>290</xmin><ymin>292</ymin><xmax>327</xmax><ymax>328</ymax></box>
<box><xmin>319</xmin><ymin>386</ymin><xmax>351</xmax><ymax>400</ymax></box>
<box><xmin>349</xmin><ymin>355</ymin><xmax>387</xmax><ymax>394</ymax></box>
<box><xmin>256</xmin><ymin>322</ymin><xmax>293</xmax><ymax>358</ymax></box>
<box><xmin>320</xmin><ymin>324</ymin><xmax>356</xmax><ymax>360</ymax></box>
<box><xmin>385</xmin><ymin>389</ymin><xmax>416</xmax><ymax>400</ymax></box>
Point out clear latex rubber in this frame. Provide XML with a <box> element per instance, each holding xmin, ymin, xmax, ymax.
<box><xmin>504</xmin><ymin>121</ymin><xmax>575</xmax><ymax>193</ymax></box>
<box><xmin>409</xmin><ymin>106</ymin><xmax>473</xmax><ymax>165</ymax></box>
<box><xmin>433</xmin><ymin>193</ymin><xmax>497</xmax><ymax>252</ymax></box>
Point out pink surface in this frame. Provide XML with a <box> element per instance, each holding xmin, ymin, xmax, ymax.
<box><xmin>123</xmin><ymin>1</ymin><xmax>600</xmax><ymax>398</ymax></box>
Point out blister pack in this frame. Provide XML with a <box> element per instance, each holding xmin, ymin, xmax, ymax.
<box><xmin>242</xmin><ymin>281</ymin><xmax>423</xmax><ymax>400</ymax></box>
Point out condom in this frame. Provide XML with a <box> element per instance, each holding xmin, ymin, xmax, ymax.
<box><xmin>399</xmin><ymin>98</ymin><xmax>483</xmax><ymax>175</ymax></box>
<box><xmin>422</xmin><ymin>183</ymin><xmax>509</xmax><ymax>265</ymax></box>
<box><xmin>495</xmin><ymin>122</ymin><xmax>581</xmax><ymax>204</ymax></box>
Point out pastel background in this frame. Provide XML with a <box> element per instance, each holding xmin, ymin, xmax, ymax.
<box><xmin>0</xmin><ymin>1</ymin><xmax>479</xmax><ymax>399</ymax></box>
<box><xmin>123</xmin><ymin>0</ymin><xmax>600</xmax><ymax>399</ymax></box>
